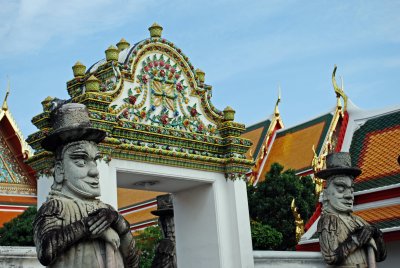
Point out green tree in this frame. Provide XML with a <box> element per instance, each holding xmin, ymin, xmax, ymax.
<box><xmin>247</xmin><ymin>163</ymin><xmax>317</xmax><ymax>250</ymax></box>
<box><xmin>135</xmin><ymin>225</ymin><xmax>162</xmax><ymax>268</ymax></box>
<box><xmin>0</xmin><ymin>206</ymin><xmax>37</xmax><ymax>246</ymax></box>
<box><xmin>250</xmin><ymin>221</ymin><xmax>282</xmax><ymax>250</ymax></box>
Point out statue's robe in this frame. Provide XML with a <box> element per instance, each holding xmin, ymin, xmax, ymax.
<box><xmin>151</xmin><ymin>238</ymin><xmax>177</xmax><ymax>268</ymax></box>
<box><xmin>318</xmin><ymin>213</ymin><xmax>386</xmax><ymax>268</ymax></box>
<box><xmin>34</xmin><ymin>192</ymin><xmax>125</xmax><ymax>268</ymax></box>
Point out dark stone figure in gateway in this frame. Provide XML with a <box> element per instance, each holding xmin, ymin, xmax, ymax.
<box><xmin>317</xmin><ymin>152</ymin><xmax>386</xmax><ymax>268</ymax></box>
<box><xmin>151</xmin><ymin>194</ymin><xmax>177</xmax><ymax>268</ymax></box>
<box><xmin>33</xmin><ymin>103</ymin><xmax>140</xmax><ymax>267</ymax></box>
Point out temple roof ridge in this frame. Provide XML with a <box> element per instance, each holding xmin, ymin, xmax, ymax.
<box><xmin>275</xmin><ymin>108</ymin><xmax>335</xmax><ymax>134</ymax></box>
<box><xmin>348</xmin><ymin>100</ymin><xmax>400</xmax><ymax>121</ymax></box>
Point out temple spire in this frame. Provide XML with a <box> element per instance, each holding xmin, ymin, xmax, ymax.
<box><xmin>2</xmin><ymin>78</ymin><xmax>10</xmax><ymax>111</ymax></box>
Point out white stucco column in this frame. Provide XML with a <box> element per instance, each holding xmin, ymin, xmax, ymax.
<box><xmin>174</xmin><ymin>177</ymin><xmax>254</xmax><ymax>268</ymax></box>
<box><xmin>98</xmin><ymin>160</ymin><xmax>118</xmax><ymax>209</ymax></box>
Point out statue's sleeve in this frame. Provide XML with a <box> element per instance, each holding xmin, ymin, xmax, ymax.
<box><xmin>33</xmin><ymin>199</ymin><xmax>90</xmax><ymax>266</ymax></box>
<box><xmin>106</xmin><ymin>204</ymin><xmax>140</xmax><ymax>268</ymax></box>
<box><xmin>317</xmin><ymin>214</ymin><xmax>358</xmax><ymax>265</ymax></box>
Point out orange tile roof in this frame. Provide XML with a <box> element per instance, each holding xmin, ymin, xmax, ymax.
<box><xmin>260</xmin><ymin>115</ymin><xmax>332</xmax><ymax>181</ymax></box>
<box><xmin>350</xmin><ymin>111</ymin><xmax>400</xmax><ymax>191</ymax></box>
<box><xmin>242</xmin><ymin>120</ymin><xmax>271</xmax><ymax>160</ymax></box>
<box><xmin>117</xmin><ymin>188</ymin><xmax>162</xmax><ymax>209</ymax></box>
<box><xmin>355</xmin><ymin>204</ymin><xmax>400</xmax><ymax>223</ymax></box>
<box><xmin>356</xmin><ymin>128</ymin><xmax>400</xmax><ymax>183</ymax></box>
<box><xmin>124</xmin><ymin>206</ymin><xmax>157</xmax><ymax>225</ymax></box>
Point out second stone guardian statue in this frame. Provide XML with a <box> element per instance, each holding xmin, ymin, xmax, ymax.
<box><xmin>317</xmin><ymin>152</ymin><xmax>386</xmax><ymax>268</ymax></box>
<box><xmin>33</xmin><ymin>103</ymin><xmax>140</xmax><ymax>267</ymax></box>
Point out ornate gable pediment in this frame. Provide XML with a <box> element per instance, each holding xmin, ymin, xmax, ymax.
<box><xmin>27</xmin><ymin>24</ymin><xmax>253</xmax><ymax>180</ymax></box>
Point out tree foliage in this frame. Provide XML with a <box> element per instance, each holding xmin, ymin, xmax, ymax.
<box><xmin>135</xmin><ymin>225</ymin><xmax>162</xmax><ymax>268</ymax></box>
<box><xmin>247</xmin><ymin>163</ymin><xmax>317</xmax><ymax>250</ymax></box>
<box><xmin>0</xmin><ymin>206</ymin><xmax>36</xmax><ymax>246</ymax></box>
<box><xmin>250</xmin><ymin>221</ymin><xmax>282</xmax><ymax>250</ymax></box>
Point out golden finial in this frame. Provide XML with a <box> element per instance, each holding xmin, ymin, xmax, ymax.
<box><xmin>332</xmin><ymin>65</ymin><xmax>348</xmax><ymax>111</ymax></box>
<box><xmin>274</xmin><ymin>85</ymin><xmax>281</xmax><ymax>116</ymax></box>
<box><xmin>116</xmin><ymin>38</ymin><xmax>130</xmax><ymax>51</ymax></box>
<box><xmin>223</xmin><ymin>106</ymin><xmax>235</xmax><ymax>122</ymax></box>
<box><xmin>72</xmin><ymin>61</ymin><xmax>86</xmax><ymax>78</ymax></box>
<box><xmin>149</xmin><ymin>23</ymin><xmax>163</xmax><ymax>38</ymax></box>
<box><xmin>105</xmin><ymin>45</ymin><xmax>119</xmax><ymax>62</ymax></box>
<box><xmin>2</xmin><ymin>78</ymin><xmax>10</xmax><ymax>111</ymax></box>
<box><xmin>85</xmin><ymin>75</ymin><xmax>100</xmax><ymax>92</ymax></box>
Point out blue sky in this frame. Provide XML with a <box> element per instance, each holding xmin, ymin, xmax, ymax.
<box><xmin>1</xmin><ymin>0</ymin><xmax>399</xmax><ymax>137</ymax></box>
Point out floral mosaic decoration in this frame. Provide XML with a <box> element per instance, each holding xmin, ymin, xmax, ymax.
<box><xmin>114</xmin><ymin>54</ymin><xmax>218</xmax><ymax>135</ymax></box>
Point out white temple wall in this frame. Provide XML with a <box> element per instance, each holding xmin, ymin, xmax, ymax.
<box><xmin>112</xmin><ymin>159</ymin><xmax>254</xmax><ymax>268</ymax></box>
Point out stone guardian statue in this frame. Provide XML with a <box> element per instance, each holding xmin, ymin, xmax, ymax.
<box><xmin>151</xmin><ymin>194</ymin><xmax>177</xmax><ymax>268</ymax></box>
<box><xmin>317</xmin><ymin>152</ymin><xmax>386</xmax><ymax>267</ymax></box>
<box><xmin>33</xmin><ymin>103</ymin><xmax>140</xmax><ymax>267</ymax></box>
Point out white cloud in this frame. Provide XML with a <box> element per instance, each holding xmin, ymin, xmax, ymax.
<box><xmin>0</xmin><ymin>0</ymin><xmax>155</xmax><ymax>57</ymax></box>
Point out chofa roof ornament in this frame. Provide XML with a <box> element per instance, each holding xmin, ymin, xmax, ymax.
<box><xmin>332</xmin><ymin>65</ymin><xmax>348</xmax><ymax>111</ymax></box>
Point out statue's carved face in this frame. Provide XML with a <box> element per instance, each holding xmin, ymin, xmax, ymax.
<box><xmin>324</xmin><ymin>175</ymin><xmax>354</xmax><ymax>214</ymax></box>
<box><xmin>58</xmin><ymin>141</ymin><xmax>101</xmax><ymax>199</ymax></box>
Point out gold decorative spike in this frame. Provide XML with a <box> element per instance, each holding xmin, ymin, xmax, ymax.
<box><xmin>274</xmin><ymin>86</ymin><xmax>281</xmax><ymax>116</ymax></box>
<box><xmin>2</xmin><ymin>78</ymin><xmax>10</xmax><ymax>111</ymax></box>
<box><xmin>332</xmin><ymin>65</ymin><xmax>348</xmax><ymax>111</ymax></box>
<box><xmin>291</xmin><ymin>198</ymin><xmax>305</xmax><ymax>243</ymax></box>
<box><xmin>311</xmin><ymin>145</ymin><xmax>325</xmax><ymax>195</ymax></box>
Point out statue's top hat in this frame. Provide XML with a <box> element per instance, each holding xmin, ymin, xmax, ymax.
<box><xmin>41</xmin><ymin>103</ymin><xmax>106</xmax><ymax>151</ymax></box>
<box><xmin>151</xmin><ymin>194</ymin><xmax>174</xmax><ymax>216</ymax></box>
<box><xmin>315</xmin><ymin>152</ymin><xmax>361</xmax><ymax>180</ymax></box>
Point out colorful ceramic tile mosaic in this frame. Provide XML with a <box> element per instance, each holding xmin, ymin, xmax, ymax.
<box><xmin>27</xmin><ymin>25</ymin><xmax>253</xmax><ymax>180</ymax></box>
<box><xmin>0</xmin><ymin>135</ymin><xmax>29</xmax><ymax>184</ymax></box>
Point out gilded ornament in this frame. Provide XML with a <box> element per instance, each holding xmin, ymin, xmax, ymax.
<box><xmin>116</xmin><ymin>38</ymin><xmax>130</xmax><ymax>51</ymax></box>
<box><xmin>332</xmin><ymin>65</ymin><xmax>348</xmax><ymax>111</ymax></box>
<box><xmin>149</xmin><ymin>22</ymin><xmax>163</xmax><ymax>38</ymax></box>
<box><xmin>195</xmin><ymin>69</ymin><xmax>205</xmax><ymax>84</ymax></box>
<box><xmin>105</xmin><ymin>45</ymin><xmax>119</xmax><ymax>62</ymax></box>
<box><xmin>72</xmin><ymin>61</ymin><xmax>86</xmax><ymax>77</ymax></box>
<box><xmin>223</xmin><ymin>106</ymin><xmax>235</xmax><ymax>122</ymax></box>
<box><xmin>85</xmin><ymin>75</ymin><xmax>100</xmax><ymax>92</ymax></box>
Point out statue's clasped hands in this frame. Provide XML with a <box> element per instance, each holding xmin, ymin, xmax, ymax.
<box><xmin>82</xmin><ymin>208</ymin><xmax>121</xmax><ymax>250</ymax></box>
<box><xmin>354</xmin><ymin>225</ymin><xmax>377</xmax><ymax>247</ymax></box>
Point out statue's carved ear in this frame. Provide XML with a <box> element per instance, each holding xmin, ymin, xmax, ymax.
<box><xmin>54</xmin><ymin>162</ymin><xmax>64</xmax><ymax>184</ymax></box>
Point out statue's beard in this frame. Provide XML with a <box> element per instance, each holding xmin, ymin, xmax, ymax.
<box><xmin>64</xmin><ymin>179</ymin><xmax>101</xmax><ymax>199</ymax></box>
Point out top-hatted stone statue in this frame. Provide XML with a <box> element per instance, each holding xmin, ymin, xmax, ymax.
<box><xmin>33</xmin><ymin>103</ymin><xmax>140</xmax><ymax>267</ymax></box>
<box><xmin>150</xmin><ymin>194</ymin><xmax>177</xmax><ymax>268</ymax></box>
<box><xmin>317</xmin><ymin>152</ymin><xmax>386</xmax><ymax>268</ymax></box>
